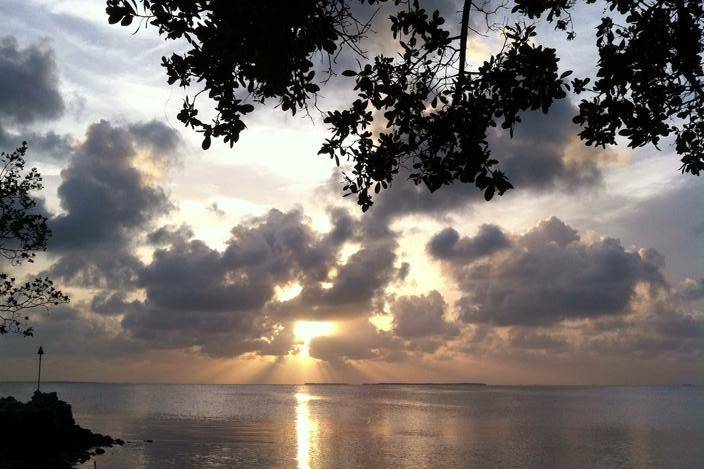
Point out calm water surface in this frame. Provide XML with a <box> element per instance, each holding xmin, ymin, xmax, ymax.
<box><xmin>0</xmin><ymin>383</ymin><xmax>702</xmax><ymax>468</ymax></box>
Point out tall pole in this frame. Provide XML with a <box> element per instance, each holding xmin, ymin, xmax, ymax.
<box><xmin>37</xmin><ymin>346</ymin><xmax>44</xmax><ymax>392</ymax></box>
<box><xmin>454</xmin><ymin>0</ymin><xmax>472</xmax><ymax>103</ymax></box>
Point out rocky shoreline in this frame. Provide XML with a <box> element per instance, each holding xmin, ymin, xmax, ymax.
<box><xmin>0</xmin><ymin>391</ymin><xmax>123</xmax><ymax>468</ymax></box>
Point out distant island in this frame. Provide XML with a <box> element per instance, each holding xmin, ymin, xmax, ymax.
<box><xmin>302</xmin><ymin>382</ymin><xmax>488</xmax><ymax>386</ymax></box>
<box><xmin>303</xmin><ymin>382</ymin><xmax>350</xmax><ymax>386</ymax></box>
<box><xmin>370</xmin><ymin>382</ymin><xmax>487</xmax><ymax>386</ymax></box>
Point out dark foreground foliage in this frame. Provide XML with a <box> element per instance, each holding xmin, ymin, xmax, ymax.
<box><xmin>106</xmin><ymin>0</ymin><xmax>703</xmax><ymax>210</ymax></box>
<box><xmin>0</xmin><ymin>391</ymin><xmax>123</xmax><ymax>468</ymax></box>
<box><xmin>0</xmin><ymin>143</ymin><xmax>69</xmax><ymax>336</ymax></box>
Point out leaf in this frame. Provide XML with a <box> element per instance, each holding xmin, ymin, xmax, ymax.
<box><xmin>484</xmin><ymin>186</ymin><xmax>495</xmax><ymax>201</ymax></box>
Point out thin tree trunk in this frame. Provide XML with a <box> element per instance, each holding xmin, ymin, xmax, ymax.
<box><xmin>455</xmin><ymin>0</ymin><xmax>472</xmax><ymax>102</ymax></box>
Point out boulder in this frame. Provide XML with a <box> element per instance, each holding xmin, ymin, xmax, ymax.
<box><xmin>0</xmin><ymin>391</ymin><xmax>123</xmax><ymax>468</ymax></box>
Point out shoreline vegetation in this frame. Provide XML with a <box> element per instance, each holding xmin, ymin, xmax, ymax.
<box><xmin>0</xmin><ymin>391</ymin><xmax>123</xmax><ymax>468</ymax></box>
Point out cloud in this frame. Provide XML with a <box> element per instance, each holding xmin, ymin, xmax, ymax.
<box><xmin>431</xmin><ymin>217</ymin><xmax>667</xmax><ymax>326</ymax></box>
<box><xmin>581</xmin><ymin>304</ymin><xmax>704</xmax><ymax>358</ymax></box>
<box><xmin>348</xmin><ymin>100</ymin><xmax>610</xmax><ymax>222</ymax></box>
<box><xmin>291</xmin><ymin>238</ymin><xmax>399</xmax><ymax>319</ymax></box>
<box><xmin>427</xmin><ymin>224</ymin><xmax>511</xmax><ymax>262</ymax></box>
<box><xmin>679</xmin><ymin>278</ymin><xmax>704</xmax><ymax>301</ymax></box>
<box><xmin>305</xmin><ymin>289</ymin><xmax>461</xmax><ymax>364</ymax></box>
<box><xmin>51</xmin><ymin>120</ymin><xmax>177</xmax><ymax>250</ymax></box>
<box><xmin>127</xmin><ymin>120</ymin><xmax>182</xmax><ymax>164</ymax></box>
<box><xmin>0</xmin><ymin>127</ymin><xmax>74</xmax><ymax>159</ymax></box>
<box><xmin>488</xmin><ymin>99</ymin><xmax>604</xmax><ymax>190</ymax></box>
<box><xmin>0</xmin><ymin>303</ymin><xmax>144</xmax><ymax>362</ymax></box>
<box><xmin>147</xmin><ymin>224</ymin><xmax>195</xmax><ymax>246</ymax></box>
<box><xmin>0</xmin><ymin>36</ymin><xmax>64</xmax><ymax>125</ymax></box>
<box><xmin>120</xmin><ymin>207</ymin><xmax>402</xmax><ymax>357</ymax></box>
<box><xmin>49</xmin><ymin>250</ymin><xmax>144</xmax><ymax>290</ymax></box>
<box><xmin>265</xmin><ymin>207</ymin><xmax>403</xmax><ymax>320</ymax></box>
<box><xmin>0</xmin><ymin>35</ymin><xmax>73</xmax><ymax>160</ymax></box>
<box><xmin>574</xmin><ymin>177</ymin><xmax>704</xmax><ymax>285</ymax></box>
<box><xmin>90</xmin><ymin>291</ymin><xmax>135</xmax><ymax>317</ymax></box>
<box><xmin>309</xmin><ymin>318</ymin><xmax>403</xmax><ymax>364</ymax></box>
<box><xmin>47</xmin><ymin>119</ymin><xmax>180</xmax><ymax>287</ymax></box>
<box><xmin>507</xmin><ymin>328</ymin><xmax>570</xmax><ymax>353</ymax></box>
<box><xmin>449</xmin><ymin>285</ymin><xmax>704</xmax><ymax>362</ymax></box>
<box><xmin>392</xmin><ymin>290</ymin><xmax>458</xmax><ymax>339</ymax></box>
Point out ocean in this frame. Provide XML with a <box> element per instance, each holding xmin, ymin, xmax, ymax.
<box><xmin>0</xmin><ymin>383</ymin><xmax>702</xmax><ymax>468</ymax></box>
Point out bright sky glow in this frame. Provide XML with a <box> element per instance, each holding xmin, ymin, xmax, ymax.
<box><xmin>0</xmin><ymin>0</ymin><xmax>700</xmax><ymax>386</ymax></box>
<box><xmin>294</xmin><ymin>321</ymin><xmax>335</xmax><ymax>359</ymax></box>
<box><xmin>275</xmin><ymin>283</ymin><xmax>303</xmax><ymax>302</ymax></box>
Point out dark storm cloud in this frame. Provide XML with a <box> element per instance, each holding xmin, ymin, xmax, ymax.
<box><xmin>291</xmin><ymin>239</ymin><xmax>399</xmax><ymax>319</ymax></box>
<box><xmin>139</xmin><ymin>237</ymin><xmax>273</xmax><ymax>314</ymax></box>
<box><xmin>91</xmin><ymin>291</ymin><xmax>135</xmax><ymax>317</ymax></box>
<box><xmin>0</xmin><ymin>36</ymin><xmax>64</xmax><ymax>124</ymax></box>
<box><xmin>121</xmin><ymin>299</ymin><xmax>291</xmax><ymax>358</ymax></box>
<box><xmin>147</xmin><ymin>224</ymin><xmax>195</xmax><ymax>246</ymax></box>
<box><xmin>488</xmin><ymin>99</ymin><xmax>603</xmax><ymax>190</ymax></box>
<box><xmin>120</xmin><ymin>208</ymin><xmax>403</xmax><ymax>357</ymax></box>
<box><xmin>364</xmin><ymin>176</ymin><xmax>481</xmax><ymax>221</ymax></box>
<box><xmin>49</xmin><ymin>250</ymin><xmax>143</xmax><ymax>290</ymax></box>
<box><xmin>45</xmin><ymin>119</ymin><xmax>180</xmax><ymax>288</ymax></box>
<box><xmin>326</xmin><ymin>206</ymin><xmax>356</xmax><ymax>244</ymax></box>
<box><xmin>649</xmin><ymin>312</ymin><xmax>704</xmax><ymax>340</ymax></box>
<box><xmin>0</xmin><ymin>126</ymin><xmax>74</xmax><ymax>160</ymax></box>
<box><xmin>448</xmin><ymin>293</ymin><xmax>703</xmax><ymax>361</ymax></box>
<box><xmin>581</xmin><ymin>307</ymin><xmax>704</xmax><ymax>358</ymax></box>
<box><xmin>427</xmin><ymin>224</ymin><xmax>511</xmax><ymax>262</ymax></box>
<box><xmin>392</xmin><ymin>290</ymin><xmax>458</xmax><ymax>339</ymax></box>
<box><xmin>51</xmin><ymin>120</ymin><xmax>176</xmax><ymax>251</ymax></box>
<box><xmin>95</xmin><ymin>209</ymin><xmax>698</xmax><ymax>364</ymax></box>
<box><xmin>519</xmin><ymin>216</ymin><xmax>579</xmax><ymax>248</ymax></box>
<box><xmin>264</xmin><ymin>207</ymin><xmax>403</xmax><ymax>320</ymax></box>
<box><xmin>127</xmin><ymin>120</ymin><xmax>182</xmax><ymax>165</ymax></box>
<box><xmin>349</xmin><ymin>100</ymin><xmax>607</xmax><ymax>221</ymax></box>
<box><xmin>386</xmin><ymin>290</ymin><xmax>461</xmax><ymax>354</ymax></box>
<box><xmin>432</xmin><ymin>217</ymin><xmax>667</xmax><ymax>326</ymax></box>
<box><xmin>0</xmin><ymin>303</ymin><xmax>147</xmax><ymax>362</ymax></box>
<box><xmin>0</xmin><ymin>35</ymin><xmax>73</xmax><ymax>160</ymax></box>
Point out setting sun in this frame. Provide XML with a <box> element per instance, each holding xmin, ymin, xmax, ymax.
<box><xmin>294</xmin><ymin>321</ymin><xmax>335</xmax><ymax>359</ymax></box>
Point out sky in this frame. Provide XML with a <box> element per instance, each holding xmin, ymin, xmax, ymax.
<box><xmin>0</xmin><ymin>0</ymin><xmax>702</xmax><ymax>385</ymax></box>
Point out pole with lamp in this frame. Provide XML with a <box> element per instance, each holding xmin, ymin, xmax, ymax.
<box><xmin>36</xmin><ymin>346</ymin><xmax>44</xmax><ymax>392</ymax></box>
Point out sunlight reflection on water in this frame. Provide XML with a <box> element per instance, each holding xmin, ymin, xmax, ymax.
<box><xmin>295</xmin><ymin>392</ymin><xmax>313</xmax><ymax>469</ymax></box>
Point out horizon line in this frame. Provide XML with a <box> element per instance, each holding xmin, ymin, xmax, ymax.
<box><xmin>1</xmin><ymin>380</ymin><xmax>700</xmax><ymax>387</ymax></box>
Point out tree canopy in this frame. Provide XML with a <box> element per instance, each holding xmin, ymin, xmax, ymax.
<box><xmin>107</xmin><ymin>0</ymin><xmax>703</xmax><ymax>210</ymax></box>
<box><xmin>0</xmin><ymin>143</ymin><xmax>68</xmax><ymax>336</ymax></box>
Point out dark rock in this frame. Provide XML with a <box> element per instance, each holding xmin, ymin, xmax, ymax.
<box><xmin>0</xmin><ymin>391</ymin><xmax>123</xmax><ymax>468</ymax></box>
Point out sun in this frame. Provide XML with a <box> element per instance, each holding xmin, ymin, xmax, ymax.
<box><xmin>294</xmin><ymin>321</ymin><xmax>335</xmax><ymax>359</ymax></box>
